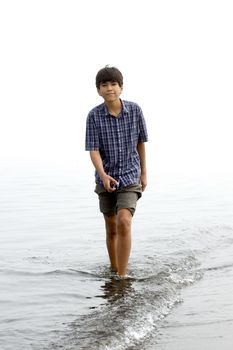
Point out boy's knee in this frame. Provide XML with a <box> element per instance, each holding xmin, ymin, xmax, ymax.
<box><xmin>106</xmin><ymin>229</ymin><xmax>117</xmax><ymax>239</ymax></box>
<box><xmin>117</xmin><ymin>210</ymin><xmax>132</xmax><ymax>231</ymax></box>
<box><xmin>104</xmin><ymin>214</ymin><xmax>117</xmax><ymax>237</ymax></box>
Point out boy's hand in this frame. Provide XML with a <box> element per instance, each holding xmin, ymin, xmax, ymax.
<box><xmin>140</xmin><ymin>174</ymin><xmax>147</xmax><ymax>192</ymax></box>
<box><xmin>101</xmin><ymin>174</ymin><xmax>119</xmax><ymax>192</ymax></box>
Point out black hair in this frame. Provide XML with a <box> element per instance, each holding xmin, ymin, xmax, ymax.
<box><xmin>95</xmin><ymin>66</ymin><xmax>123</xmax><ymax>89</ymax></box>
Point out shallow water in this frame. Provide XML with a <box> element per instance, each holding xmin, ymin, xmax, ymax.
<box><xmin>0</xmin><ymin>166</ymin><xmax>233</xmax><ymax>349</ymax></box>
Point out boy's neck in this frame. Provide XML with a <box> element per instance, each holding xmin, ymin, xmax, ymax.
<box><xmin>105</xmin><ymin>99</ymin><xmax>122</xmax><ymax>117</ymax></box>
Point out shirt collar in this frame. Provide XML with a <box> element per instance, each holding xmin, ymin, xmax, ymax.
<box><xmin>103</xmin><ymin>99</ymin><xmax>129</xmax><ymax>116</ymax></box>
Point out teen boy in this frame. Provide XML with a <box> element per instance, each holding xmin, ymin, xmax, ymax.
<box><xmin>85</xmin><ymin>66</ymin><xmax>148</xmax><ymax>279</ymax></box>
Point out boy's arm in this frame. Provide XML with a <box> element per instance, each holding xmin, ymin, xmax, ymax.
<box><xmin>137</xmin><ymin>142</ymin><xmax>147</xmax><ymax>191</ymax></box>
<box><xmin>89</xmin><ymin>150</ymin><xmax>118</xmax><ymax>192</ymax></box>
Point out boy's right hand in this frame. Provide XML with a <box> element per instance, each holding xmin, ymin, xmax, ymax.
<box><xmin>101</xmin><ymin>174</ymin><xmax>119</xmax><ymax>192</ymax></box>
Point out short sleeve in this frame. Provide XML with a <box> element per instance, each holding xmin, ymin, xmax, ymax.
<box><xmin>85</xmin><ymin>112</ymin><xmax>99</xmax><ymax>151</ymax></box>
<box><xmin>137</xmin><ymin>106</ymin><xmax>148</xmax><ymax>143</ymax></box>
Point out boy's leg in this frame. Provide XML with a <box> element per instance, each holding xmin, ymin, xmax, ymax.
<box><xmin>95</xmin><ymin>184</ymin><xmax>118</xmax><ymax>270</ymax></box>
<box><xmin>104</xmin><ymin>209</ymin><xmax>132</xmax><ymax>276</ymax></box>
<box><xmin>116</xmin><ymin>208</ymin><xmax>132</xmax><ymax>277</ymax></box>
<box><xmin>96</xmin><ymin>184</ymin><xmax>141</xmax><ymax>276</ymax></box>
<box><xmin>115</xmin><ymin>185</ymin><xmax>141</xmax><ymax>277</ymax></box>
<box><xmin>104</xmin><ymin>214</ymin><xmax>118</xmax><ymax>271</ymax></box>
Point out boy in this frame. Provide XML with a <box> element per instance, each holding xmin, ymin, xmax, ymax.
<box><xmin>85</xmin><ymin>66</ymin><xmax>148</xmax><ymax>279</ymax></box>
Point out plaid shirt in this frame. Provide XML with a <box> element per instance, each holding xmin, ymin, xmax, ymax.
<box><xmin>85</xmin><ymin>100</ymin><xmax>148</xmax><ymax>188</ymax></box>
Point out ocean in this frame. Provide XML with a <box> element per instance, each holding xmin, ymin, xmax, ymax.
<box><xmin>1</xmin><ymin>164</ymin><xmax>233</xmax><ymax>350</ymax></box>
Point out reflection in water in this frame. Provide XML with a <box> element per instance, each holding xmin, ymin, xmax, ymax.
<box><xmin>99</xmin><ymin>277</ymin><xmax>134</xmax><ymax>303</ymax></box>
<box><xmin>56</xmin><ymin>277</ymin><xmax>138</xmax><ymax>350</ymax></box>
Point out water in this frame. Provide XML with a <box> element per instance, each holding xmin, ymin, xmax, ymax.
<box><xmin>1</xmin><ymin>165</ymin><xmax>233</xmax><ymax>349</ymax></box>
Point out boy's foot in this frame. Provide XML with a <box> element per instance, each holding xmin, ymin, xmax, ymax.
<box><xmin>110</xmin><ymin>266</ymin><xmax>118</xmax><ymax>273</ymax></box>
<box><xmin>109</xmin><ymin>267</ymin><xmax>118</xmax><ymax>278</ymax></box>
<box><xmin>114</xmin><ymin>274</ymin><xmax>133</xmax><ymax>281</ymax></box>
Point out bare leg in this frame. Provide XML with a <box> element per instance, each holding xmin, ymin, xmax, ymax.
<box><xmin>116</xmin><ymin>209</ymin><xmax>132</xmax><ymax>277</ymax></box>
<box><xmin>104</xmin><ymin>214</ymin><xmax>118</xmax><ymax>271</ymax></box>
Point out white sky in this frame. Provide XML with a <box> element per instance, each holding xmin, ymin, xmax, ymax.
<box><xmin>1</xmin><ymin>0</ymin><xmax>233</xmax><ymax>179</ymax></box>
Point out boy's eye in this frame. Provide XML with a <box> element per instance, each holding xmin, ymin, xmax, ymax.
<box><xmin>101</xmin><ymin>81</ymin><xmax>117</xmax><ymax>87</ymax></box>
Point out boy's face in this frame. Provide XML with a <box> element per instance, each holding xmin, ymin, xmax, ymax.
<box><xmin>97</xmin><ymin>81</ymin><xmax>123</xmax><ymax>103</ymax></box>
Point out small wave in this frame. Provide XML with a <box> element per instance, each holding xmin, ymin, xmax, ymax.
<box><xmin>204</xmin><ymin>262</ymin><xmax>233</xmax><ymax>272</ymax></box>
<box><xmin>45</xmin><ymin>269</ymin><xmax>100</xmax><ymax>278</ymax></box>
<box><xmin>47</xmin><ymin>250</ymin><xmax>203</xmax><ymax>350</ymax></box>
<box><xmin>166</xmin><ymin>317</ymin><xmax>233</xmax><ymax>329</ymax></box>
<box><xmin>0</xmin><ymin>268</ymin><xmax>102</xmax><ymax>278</ymax></box>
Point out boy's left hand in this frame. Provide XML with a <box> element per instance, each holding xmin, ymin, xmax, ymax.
<box><xmin>140</xmin><ymin>174</ymin><xmax>147</xmax><ymax>192</ymax></box>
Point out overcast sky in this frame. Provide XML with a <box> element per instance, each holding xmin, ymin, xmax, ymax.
<box><xmin>1</xmin><ymin>0</ymin><xmax>233</xmax><ymax>179</ymax></box>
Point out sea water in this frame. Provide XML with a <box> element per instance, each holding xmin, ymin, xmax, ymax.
<box><xmin>0</xmin><ymin>164</ymin><xmax>233</xmax><ymax>349</ymax></box>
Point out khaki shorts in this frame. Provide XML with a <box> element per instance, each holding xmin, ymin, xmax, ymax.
<box><xmin>95</xmin><ymin>183</ymin><xmax>142</xmax><ymax>217</ymax></box>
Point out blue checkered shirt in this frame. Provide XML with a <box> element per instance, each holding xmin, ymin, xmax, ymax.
<box><xmin>85</xmin><ymin>100</ymin><xmax>148</xmax><ymax>188</ymax></box>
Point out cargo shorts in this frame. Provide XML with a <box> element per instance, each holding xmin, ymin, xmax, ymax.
<box><xmin>94</xmin><ymin>183</ymin><xmax>142</xmax><ymax>217</ymax></box>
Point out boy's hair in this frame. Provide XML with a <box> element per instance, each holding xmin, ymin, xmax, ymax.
<box><xmin>96</xmin><ymin>66</ymin><xmax>123</xmax><ymax>89</ymax></box>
